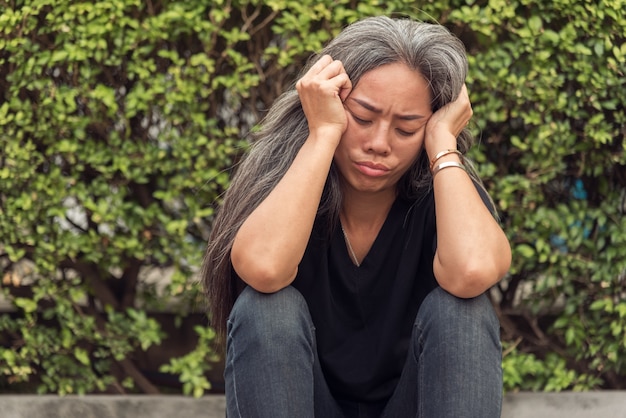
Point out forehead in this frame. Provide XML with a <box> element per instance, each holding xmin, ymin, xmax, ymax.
<box><xmin>351</xmin><ymin>63</ymin><xmax>432</xmax><ymax>115</ymax></box>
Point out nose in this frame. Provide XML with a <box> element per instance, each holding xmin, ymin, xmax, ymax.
<box><xmin>366</xmin><ymin>124</ymin><xmax>392</xmax><ymax>155</ymax></box>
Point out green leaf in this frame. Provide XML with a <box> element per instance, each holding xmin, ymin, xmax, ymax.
<box><xmin>74</xmin><ymin>348</ymin><xmax>91</xmax><ymax>366</ymax></box>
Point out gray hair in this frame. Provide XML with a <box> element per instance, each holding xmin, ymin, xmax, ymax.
<box><xmin>203</xmin><ymin>16</ymin><xmax>481</xmax><ymax>340</ymax></box>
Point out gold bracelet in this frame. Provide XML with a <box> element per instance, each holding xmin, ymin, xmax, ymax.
<box><xmin>429</xmin><ymin>149</ymin><xmax>462</xmax><ymax>171</ymax></box>
<box><xmin>432</xmin><ymin>161</ymin><xmax>466</xmax><ymax>178</ymax></box>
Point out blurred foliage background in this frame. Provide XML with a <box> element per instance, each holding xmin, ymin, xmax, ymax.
<box><xmin>0</xmin><ymin>0</ymin><xmax>624</xmax><ymax>395</ymax></box>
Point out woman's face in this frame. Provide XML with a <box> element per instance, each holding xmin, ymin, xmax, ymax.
<box><xmin>334</xmin><ymin>62</ymin><xmax>433</xmax><ymax>196</ymax></box>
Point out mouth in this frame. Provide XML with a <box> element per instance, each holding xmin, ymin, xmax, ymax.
<box><xmin>355</xmin><ymin>161</ymin><xmax>390</xmax><ymax>177</ymax></box>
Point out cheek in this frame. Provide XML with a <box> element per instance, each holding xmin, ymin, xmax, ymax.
<box><xmin>340</xmin><ymin>123</ymin><xmax>359</xmax><ymax>144</ymax></box>
<box><xmin>333</xmin><ymin>139</ymin><xmax>352</xmax><ymax>172</ymax></box>
<box><xmin>335</xmin><ymin>128</ymin><xmax>360</xmax><ymax>156</ymax></box>
<box><xmin>397</xmin><ymin>137</ymin><xmax>425</xmax><ymax>164</ymax></box>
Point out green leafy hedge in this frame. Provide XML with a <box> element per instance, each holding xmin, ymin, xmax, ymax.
<box><xmin>454</xmin><ymin>0</ymin><xmax>626</xmax><ymax>391</ymax></box>
<box><xmin>1</xmin><ymin>0</ymin><xmax>624</xmax><ymax>395</ymax></box>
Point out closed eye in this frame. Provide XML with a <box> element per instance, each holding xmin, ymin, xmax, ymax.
<box><xmin>397</xmin><ymin>129</ymin><xmax>416</xmax><ymax>137</ymax></box>
<box><xmin>351</xmin><ymin>114</ymin><xmax>371</xmax><ymax>125</ymax></box>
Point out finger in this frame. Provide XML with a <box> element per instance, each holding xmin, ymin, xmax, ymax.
<box><xmin>308</xmin><ymin>54</ymin><xmax>334</xmax><ymax>76</ymax></box>
<box><xmin>448</xmin><ymin>85</ymin><xmax>473</xmax><ymax>122</ymax></box>
<box><xmin>332</xmin><ymin>73</ymin><xmax>352</xmax><ymax>102</ymax></box>
<box><xmin>316</xmin><ymin>58</ymin><xmax>346</xmax><ymax>80</ymax></box>
<box><xmin>317</xmin><ymin>60</ymin><xmax>352</xmax><ymax>100</ymax></box>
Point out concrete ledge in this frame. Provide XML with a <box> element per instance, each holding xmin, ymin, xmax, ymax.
<box><xmin>1</xmin><ymin>392</ymin><xmax>625</xmax><ymax>417</ymax></box>
<box><xmin>502</xmin><ymin>391</ymin><xmax>626</xmax><ymax>418</ymax></box>
<box><xmin>0</xmin><ymin>395</ymin><xmax>226</xmax><ymax>418</ymax></box>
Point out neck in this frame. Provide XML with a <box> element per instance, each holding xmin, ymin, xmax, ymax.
<box><xmin>340</xmin><ymin>188</ymin><xmax>396</xmax><ymax>231</ymax></box>
<box><xmin>339</xmin><ymin>188</ymin><xmax>396</xmax><ymax>267</ymax></box>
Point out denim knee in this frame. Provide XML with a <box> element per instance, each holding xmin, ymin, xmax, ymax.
<box><xmin>227</xmin><ymin>286</ymin><xmax>315</xmax><ymax>357</ymax></box>
<box><xmin>225</xmin><ymin>286</ymin><xmax>318</xmax><ymax>418</ymax></box>
<box><xmin>412</xmin><ymin>287</ymin><xmax>503</xmax><ymax>417</ymax></box>
<box><xmin>417</xmin><ymin>286</ymin><xmax>500</xmax><ymax>327</ymax></box>
<box><xmin>414</xmin><ymin>286</ymin><xmax>501</xmax><ymax>353</ymax></box>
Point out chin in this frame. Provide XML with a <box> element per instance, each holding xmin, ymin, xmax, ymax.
<box><xmin>353</xmin><ymin>182</ymin><xmax>394</xmax><ymax>195</ymax></box>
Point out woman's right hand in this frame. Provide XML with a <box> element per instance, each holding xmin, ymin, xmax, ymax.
<box><xmin>296</xmin><ymin>55</ymin><xmax>352</xmax><ymax>142</ymax></box>
<box><xmin>231</xmin><ymin>57</ymin><xmax>351</xmax><ymax>293</ymax></box>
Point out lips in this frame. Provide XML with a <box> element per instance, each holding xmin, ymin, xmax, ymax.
<box><xmin>355</xmin><ymin>161</ymin><xmax>390</xmax><ymax>177</ymax></box>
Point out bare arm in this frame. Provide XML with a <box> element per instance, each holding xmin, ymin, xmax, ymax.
<box><xmin>231</xmin><ymin>56</ymin><xmax>352</xmax><ymax>293</ymax></box>
<box><xmin>425</xmin><ymin>85</ymin><xmax>511</xmax><ymax>297</ymax></box>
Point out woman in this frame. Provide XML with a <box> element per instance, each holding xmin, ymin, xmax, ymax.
<box><xmin>202</xmin><ymin>16</ymin><xmax>511</xmax><ymax>417</ymax></box>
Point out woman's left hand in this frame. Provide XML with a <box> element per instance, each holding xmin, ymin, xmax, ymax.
<box><xmin>424</xmin><ymin>84</ymin><xmax>473</xmax><ymax>159</ymax></box>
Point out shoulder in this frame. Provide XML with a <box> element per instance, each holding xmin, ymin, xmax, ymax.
<box><xmin>401</xmin><ymin>190</ymin><xmax>435</xmax><ymax>222</ymax></box>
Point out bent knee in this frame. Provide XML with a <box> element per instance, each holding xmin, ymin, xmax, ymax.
<box><xmin>228</xmin><ymin>286</ymin><xmax>313</xmax><ymax>341</ymax></box>
<box><xmin>418</xmin><ymin>287</ymin><xmax>500</xmax><ymax>333</ymax></box>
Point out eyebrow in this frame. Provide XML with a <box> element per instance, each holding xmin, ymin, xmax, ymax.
<box><xmin>350</xmin><ymin>98</ymin><xmax>427</xmax><ymax>121</ymax></box>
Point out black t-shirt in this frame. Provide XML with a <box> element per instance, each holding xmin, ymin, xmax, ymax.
<box><xmin>292</xmin><ymin>192</ymin><xmax>439</xmax><ymax>404</ymax></box>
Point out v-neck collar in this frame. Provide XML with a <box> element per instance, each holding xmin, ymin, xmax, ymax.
<box><xmin>336</xmin><ymin>197</ymin><xmax>407</xmax><ymax>269</ymax></box>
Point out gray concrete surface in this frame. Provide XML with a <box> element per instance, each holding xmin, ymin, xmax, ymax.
<box><xmin>0</xmin><ymin>392</ymin><xmax>624</xmax><ymax>417</ymax></box>
<box><xmin>502</xmin><ymin>391</ymin><xmax>626</xmax><ymax>418</ymax></box>
<box><xmin>0</xmin><ymin>395</ymin><xmax>225</xmax><ymax>418</ymax></box>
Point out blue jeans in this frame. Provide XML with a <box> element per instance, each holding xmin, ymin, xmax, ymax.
<box><xmin>225</xmin><ymin>286</ymin><xmax>502</xmax><ymax>417</ymax></box>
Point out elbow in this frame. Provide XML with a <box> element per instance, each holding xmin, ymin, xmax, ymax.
<box><xmin>231</xmin><ymin>251</ymin><xmax>296</xmax><ymax>294</ymax></box>
<box><xmin>247</xmin><ymin>269</ymin><xmax>297</xmax><ymax>294</ymax></box>
<box><xmin>435</xmin><ymin>256</ymin><xmax>510</xmax><ymax>299</ymax></box>
<box><xmin>438</xmin><ymin>269</ymin><xmax>499</xmax><ymax>299</ymax></box>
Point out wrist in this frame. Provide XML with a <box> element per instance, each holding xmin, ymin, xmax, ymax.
<box><xmin>429</xmin><ymin>149</ymin><xmax>463</xmax><ymax>171</ymax></box>
<box><xmin>424</xmin><ymin>130</ymin><xmax>457</xmax><ymax>159</ymax></box>
<box><xmin>308</xmin><ymin>126</ymin><xmax>343</xmax><ymax>146</ymax></box>
<box><xmin>431</xmin><ymin>160</ymin><xmax>466</xmax><ymax>178</ymax></box>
